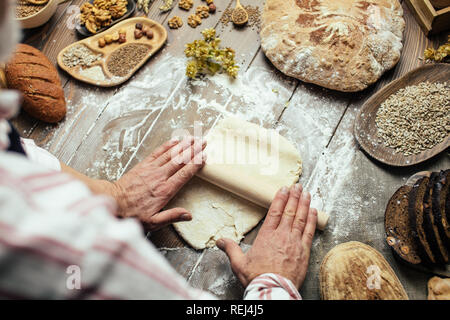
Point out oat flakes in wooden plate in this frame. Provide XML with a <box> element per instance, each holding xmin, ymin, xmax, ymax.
<box><xmin>57</xmin><ymin>17</ymin><xmax>167</xmax><ymax>87</ymax></box>
<box><xmin>354</xmin><ymin>63</ymin><xmax>450</xmax><ymax>167</ymax></box>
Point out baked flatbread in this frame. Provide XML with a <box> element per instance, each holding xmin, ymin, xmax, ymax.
<box><xmin>260</xmin><ymin>0</ymin><xmax>405</xmax><ymax>92</ymax></box>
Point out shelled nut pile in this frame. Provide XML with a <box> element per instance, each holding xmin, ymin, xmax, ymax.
<box><xmin>168</xmin><ymin>0</ymin><xmax>217</xmax><ymax>29</ymax></box>
<box><xmin>98</xmin><ymin>28</ymin><xmax>127</xmax><ymax>47</ymax></box>
<box><xmin>79</xmin><ymin>0</ymin><xmax>128</xmax><ymax>34</ymax></box>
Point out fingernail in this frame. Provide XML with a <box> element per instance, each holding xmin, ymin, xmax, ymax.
<box><xmin>294</xmin><ymin>183</ymin><xmax>302</xmax><ymax>191</ymax></box>
<box><xmin>280</xmin><ymin>186</ymin><xmax>289</xmax><ymax>194</ymax></box>
<box><xmin>302</xmin><ymin>191</ymin><xmax>310</xmax><ymax>200</ymax></box>
<box><xmin>216</xmin><ymin>239</ymin><xmax>224</xmax><ymax>248</ymax></box>
<box><xmin>181</xmin><ymin>213</ymin><xmax>191</xmax><ymax>221</ymax></box>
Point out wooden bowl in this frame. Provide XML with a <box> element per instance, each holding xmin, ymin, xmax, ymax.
<box><xmin>354</xmin><ymin>63</ymin><xmax>450</xmax><ymax>167</ymax></box>
<box><xmin>17</xmin><ymin>0</ymin><xmax>61</xmax><ymax>29</ymax></box>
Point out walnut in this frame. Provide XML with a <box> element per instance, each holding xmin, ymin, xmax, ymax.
<box><xmin>205</xmin><ymin>0</ymin><xmax>214</xmax><ymax>4</ymax></box>
<box><xmin>195</xmin><ymin>5</ymin><xmax>209</xmax><ymax>18</ymax></box>
<box><xmin>187</xmin><ymin>14</ymin><xmax>202</xmax><ymax>28</ymax></box>
<box><xmin>168</xmin><ymin>16</ymin><xmax>183</xmax><ymax>29</ymax></box>
<box><xmin>79</xmin><ymin>0</ymin><xmax>127</xmax><ymax>34</ymax></box>
<box><xmin>179</xmin><ymin>0</ymin><xmax>193</xmax><ymax>10</ymax></box>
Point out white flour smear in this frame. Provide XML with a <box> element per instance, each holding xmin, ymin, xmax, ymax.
<box><xmin>85</xmin><ymin>54</ymin><xmax>296</xmax><ymax>180</ymax></box>
<box><xmin>78</xmin><ymin>53</ymin><xmax>361</xmax><ymax>244</ymax></box>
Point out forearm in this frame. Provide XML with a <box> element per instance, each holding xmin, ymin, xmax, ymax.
<box><xmin>60</xmin><ymin>162</ymin><xmax>119</xmax><ymax>203</ymax></box>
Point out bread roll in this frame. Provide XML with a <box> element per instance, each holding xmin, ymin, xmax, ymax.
<box><xmin>5</xmin><ymin>44</ymin><xmax>66</xmax><ymax>123</ymax></box>
<box><xmin>428</xmin><ymin>276</ymin><xmax>450</xmax><ymax>300</ymax></box>
<box><xmin>320</xmin><ymin>241</ymin><xmax>408</xmax><ymax>300</ymax></box>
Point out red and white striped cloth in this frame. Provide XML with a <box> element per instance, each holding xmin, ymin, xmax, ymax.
<box><xmin>0</xmin><ymin>92</ymin><xmax>301</xmax><ymax>299</ymax></box>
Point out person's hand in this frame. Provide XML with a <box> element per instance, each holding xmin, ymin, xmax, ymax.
<box><xmin>217</xmin><ymin>184</ymin><xmax>317</xmax><ymax>289</ymax></box>
<box><xmin>111</xmin><ymin>136</ymin><xmax>206</xmax><ymax>231</ymax></box>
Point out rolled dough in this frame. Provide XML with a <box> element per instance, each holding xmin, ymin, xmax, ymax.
<box><xmin>170</xmin><ymin>117</ymin><xmax>303</xmax><ymax>249</ymax></box>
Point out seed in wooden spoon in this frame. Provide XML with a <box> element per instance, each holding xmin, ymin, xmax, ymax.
<box><xmin>232</xmin><ymin>7</ymin><xmax>248</xmax><ymax>25</ymax></box>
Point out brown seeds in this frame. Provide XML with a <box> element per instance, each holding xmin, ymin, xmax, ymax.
<box><xmin>106</xmin><ymin>43</ymin><xmax>149</xmax><ymax>77</ymax></box>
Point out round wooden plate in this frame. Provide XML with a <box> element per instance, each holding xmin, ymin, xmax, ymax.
<box><xmin>57</xmin><ymin>17</ymin><xmax>167</xmax><ymax>87</ymax></box>
<box><xmin>354</xmin><ymin>63</ymin><xmax>450</xmax><ymax>167</ymax></box>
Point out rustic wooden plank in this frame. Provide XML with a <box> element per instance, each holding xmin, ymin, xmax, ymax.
<box><xmin>11</xmin><ymin>0</ymin><xmax>76</xmax><ymax>137</ymax></box>
<box><xmin>295</xmin><ymin>1</ymin><xmax>450</xmax><ymax>300</ymax></box>
<box><xmin>26</xmin><ymin>0</ymin><xmax>177</xmax><ymax>160</ymax></box>
<box><xmin>21</xmin><ymin>0</ymin><xmax>76</xmax><ymax>51</ymax></box>
<box><xmin>11</xmin><ymin>0</ymin><xmax>449</xmax><ymax>300</ymax></box>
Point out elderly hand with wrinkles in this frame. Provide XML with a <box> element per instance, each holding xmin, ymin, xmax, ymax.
<box><xmin>62</xmin><ymin>136</ymin><xmax>206</xmax><ymax>231</ymax></box>
<box><xmin>112</xmin><ymin>136</ymin><xmax>207</xmax><ymax>230</ymax></box>
<box><xmin>217</xmin><ymin>184</ymin><xmax>317</xmax><ymax>289</ymax></box>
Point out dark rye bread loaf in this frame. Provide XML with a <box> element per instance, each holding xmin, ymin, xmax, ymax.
<box><xmin>385</xmin><ymin>185</ymin><xmax>421</xmax><ymax>265</ymax></box>
<box><xmin>5</xmin><ymin>44</ymin><xmax>66</xmax><ymax>123</ymax></box>
<box><xmin>440</xmin><ymin>170</ymin><xmax>450</xmax><ymax>246</ymax></box>
<box><xmin>432</xmin><ymin>170</ymin><xmax>450</xmax><ymax>251</ymax></box>
<box><xmin>408</xmin><ymin>176</ymin><xmax>437</xmax><ymax>264</ymax></box>
<box><xmin>423</xmin><ymin>172</ymin><xmax>448</xmax><ymax>264</ymax></box>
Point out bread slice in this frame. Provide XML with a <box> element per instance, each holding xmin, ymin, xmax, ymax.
<box><xmin>439</xmin><ymin>170</ymin><xmax>450</xmax><ymax>246</ymax></box>
<box><xmin>385</xmin><ymin>185</ymin><xmax>421</xmax><ymax>265</ymax></box>
<box><xmin>408</xmin><ymin>176</ymin><xmax>437</xmax><ymax>264</ymax></box>
<box><xmin>431</xmin><ymin>170</ymin><xmax>450</xmax><ymax>263</ymax></box>
<box><xmin>432</xmin><ymin>170</ymin><xmax>450</xmax><ymax>249</ymax></box>
<box><xmin>423</xmin><ymin>172</ymin><xmax>448</xmax><ymax>264</ymax></box>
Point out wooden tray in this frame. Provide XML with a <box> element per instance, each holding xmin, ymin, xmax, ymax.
<box><xmin>75</xmin><ymin>0</ymin><xmax>136</xmax><ymax>37</ymax></box>
<box><xmin>57</xmin><ymin>17</ymin><xmax>167</xmax><ymax>87</ymax></box>
<box><xmin>385</xmin><ymin>171</ymin><xmax>450</xmax><ymax>277</ymax></box>
<box><xmin>354</xmin><ymin>63</ymin><xmax>450</xmax><ymax>167</ymax></box>
<box><xmin>405</xmin><ymin>0</ymin><xmax>450</xmax><ymax>35</ymax></box>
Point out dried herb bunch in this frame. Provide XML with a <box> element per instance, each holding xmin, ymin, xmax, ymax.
<box><xmin>424</xmin><ymin>36</ymin><xmax>449</xmax><ymax>62</ymax></box>
<box><xmin>185</xmin><ymin>28</ymin><xmax>239</xmax><ymax>79</ymax></box>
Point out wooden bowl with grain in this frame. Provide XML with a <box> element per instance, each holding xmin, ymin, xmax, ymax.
<box><xmin>16</xmin><ymin>0</ymin><xmax>62</xmax><ymax>29</ymax></box>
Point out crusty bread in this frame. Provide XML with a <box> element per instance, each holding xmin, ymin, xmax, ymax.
<box><xmin>434</xmin><ymin>170</ymin><xmax>450</xmax><ymax>247</ymax></box>
<box><xmin>408</xmin><ymin>176</ymin><xmax>437</xmax><ymax>264</ymax></box>
<box><xmin>5</xmin><ymin>44</ymin><xmax>66</xmax><ymax>123</ymax></box>
<box><xmin>428</xmin><ymin>276</ymin><xmax>450</xmax><ymax>300</ymax></box>
<box><xmin>385</xmin><ymin>185</ymin><xmax>422</xmax><ymax>265</ymax></box>
<box><xmin>428</xmin><ymin>171</ymin><xmax>449</xmax><ymax>264</ymax></box>
<box><xmin>320</xmin><ymin>241</ymin><xmax>409</xmax><ymax>300</ymax></box>
<box><xmin>260</xmin><ymin>0</ymin><xmax>405</xmax><ymax>92</ymax></box>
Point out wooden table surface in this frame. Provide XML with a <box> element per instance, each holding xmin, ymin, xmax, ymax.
<box><xmin>14</xmin><ymin>0</ymin><xmax>449</xmax><ymax>299</ymax></box>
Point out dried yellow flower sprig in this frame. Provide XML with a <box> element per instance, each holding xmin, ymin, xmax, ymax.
<box><xmin>424</xmin><ymin>36</ymin><xmax>449</xmax><ymax>62</ymax></box>
<box><xmin>185</xmin><ymin>29</ymin><xmax>239</xmax><ymax>79</ymax></box>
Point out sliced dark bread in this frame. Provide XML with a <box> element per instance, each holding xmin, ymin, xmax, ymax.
<box><xmin>408</xmin><ymin>176</ymin><xmax>437</xmax><ymax>264</ymax></box>
<box><xmin>424</xmin><ymin>172</ymin><xmax>448</xmax><ymax>264</ymax></box>
<box><xmin>385</xmin><ymin>185</ymin><xmax>421</xmax><ymax>265</ymax></box>
<box><xmin>431</xmin><ymin>170</ymin><xmax>450</xmax><ymax>256</ymax></box>
<box><xmin>438</xmin><ymin>169</ymin><xmax>450</xmax><ymax>246</ymax></box>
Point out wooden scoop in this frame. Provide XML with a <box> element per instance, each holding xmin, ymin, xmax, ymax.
<box><xmin>231</xmin><ymin>0</ymin><xmax>248</xmax><ymax>26</ymax></box>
